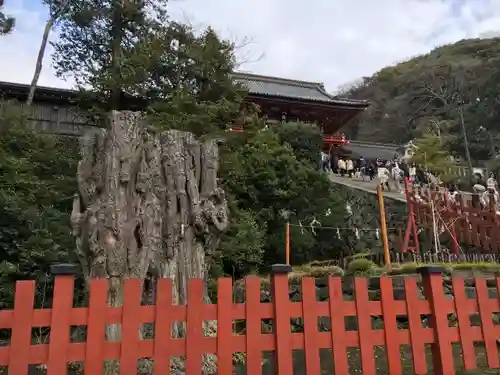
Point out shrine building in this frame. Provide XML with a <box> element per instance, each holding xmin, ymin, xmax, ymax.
<box><xmin>231</xmin><ymin>72</ymin><xmax>370</xmax><ymax>148</ymax></box>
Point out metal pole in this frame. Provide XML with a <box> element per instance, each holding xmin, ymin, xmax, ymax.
<box><xmin>377</xmin><ymin>186</ymin><xmax>391</xmax><ymax>266</ymax></box>
<box><xmin>285</xmin><ymin>221</ymin><xmax>290</xmax><ymax>265</ymax></box>
<box><xmin>459</xmin><ymin>106</ymin><xmax>474</xmax><ymax>184</ymax></box>
<box><xmin>488</xmin><ymin>132</ymin><xmax>496</xmax><ymax>158</ymax></box>
<box><xmin>436</xmin><ymin>121</ymin><xmax>442</xmax><ymax>145</ymax></box>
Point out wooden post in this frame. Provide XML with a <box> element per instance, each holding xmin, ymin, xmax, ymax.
<box><xmin>402</xmin><ymin>177</ymin><xmax>420</xmax><ymax>253</ymax></box>
<box><xmin>270</xmin><ymin>264</ymin><xmax>293</xmax><ymax>375</ymax></box>
<box><xmin>418</xmin><ymin>266</ymin><xmax>454</xmax><ymax>375</ymax></box>
<box><xmin>285</xmin><ymin>221</ymin><xmax>290</xmax><ymax>265</ymax></box>
<box><xmin>48</xmin><ymin>263</ymin><xmax>77</xmax><ymax>375</ymax></box>
<box><xmin>377</xmin><ymin>186</ymin><xmax>391</xmax><ymax>266</ymax></box>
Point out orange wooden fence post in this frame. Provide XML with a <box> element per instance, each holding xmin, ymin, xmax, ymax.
<box><xmin>48</xmin><ymin>263</ymin><xmax>77</xmax><ymax>375</ymax></box>
<box><xmin>8</xmin><ymin>272</ymin><xmax>37</xmax><ymax>375</ymax></box>
<box><xmin>418</xmin><ymin>266</ymin><xmax>454</xmax><ymax>375</ymax></box>
<box><xmin>285</xmin><ymin>221</ymin><xmax>291</xmax><ymax>265</ymax></box>
<box><xmin>270</xmin><ymin>264</ymin><xmax>293</xmax><ymax>375</ymax></box>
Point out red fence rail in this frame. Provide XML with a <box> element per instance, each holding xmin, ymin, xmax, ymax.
<box><xmin>406</xmin><ymin>183</ymin><xmax>500</xmax><ymax>253</ymax></box>
<box><xmin>1</xmin><ymin>264</ymin><xmax>500</xmax><ymax>374</ymax></box>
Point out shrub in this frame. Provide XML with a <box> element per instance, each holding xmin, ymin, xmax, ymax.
<box><xmin>387</xmin><ymin>262</ymin><xmax>419</xmax><ymax>275</ymax></box>
<box><xmin>289</xmin><ymin>264</ymin><xmax>345</xmax><ymax>281</ymax></box>
<box><xmin>451</xmin><ymin>262</ymin><xmax>500</xmax><ymax>272</ymax></box>
<box><xmin>307</xmin><ymin>265</ymin><xmax>345</xmax><ymax>278</ymax></box>
<box><xmin>347</xmin><ymin>258</ymin><xmax>377</xmax><ymax>276</ymax></box>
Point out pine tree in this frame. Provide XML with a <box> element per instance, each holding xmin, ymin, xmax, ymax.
<box><xmin>0</xmin><ymin>0</ymin><xmax>15</xmax><ymax>35</ymax></box>
<box><xmin>52</xmin><ymin>0</ymin><xmax>170</xmax><ymax>110</ymax></box>
<box><xmin>411</xmin><ymin>133</ymin><xmax>454</xmax><ymax>182</ymax></box>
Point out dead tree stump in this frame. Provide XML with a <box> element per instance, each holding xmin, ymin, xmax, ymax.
<box><xmin>70</xmin><ymin>110</ymin><xmax>228</xmax><ymax>343</ymax></box>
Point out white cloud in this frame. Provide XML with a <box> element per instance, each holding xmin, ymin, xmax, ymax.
<box><xmin>1</xmin><ymin>0</ymin><xmax>500</xmax><ymax>92</ymax></box>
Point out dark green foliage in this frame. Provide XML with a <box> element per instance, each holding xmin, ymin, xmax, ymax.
<box><xmin>344</xmin><ymin>38</ymin><xmax>500</xmax><ymax>162</ymax></box>
<box><xmin>275</xmin><ymin>122</ymin><xmax>323</xmax><ymax>168</ymax></box>
<box><xmin>52</xmin><ymin>0</ymin><xmax>170</xmax><ymax>108</ymax></box>
<box><xmin>0</xmin><ymin>103</ymin><xmax>79</xmax><ymax>308</ymax></box>
<box><xmin>211</xmin><ymin>205</ymin><xmax>266</xmax><ymax>278</ymax></box>
<box><xmin>346</xmin><ymin>258</ymin><xmax>376</xmax><ymax>276</ymax></box>
<box><xmin>52</xmin><ymin>0</ymin><xmax>247</xmax><ymax>124</ymax></box>
<box><xmin>146</xmin><ymin>25</ymin><xmax>247</xmax><ymax>137</ymax></box>
<box><xmin>410</xmin><ymin>134</ymin><xmax>454</xmax><ymax>182</ymax></box>
<box><xmin>0</xmin><ymin>1</ymin><xmax>14</xmax><ymax>35</ymax></box>
<box><xmin>219</xmin><ymin>128</ymin><xmax>348</xmax><ymax>272</ymax></box>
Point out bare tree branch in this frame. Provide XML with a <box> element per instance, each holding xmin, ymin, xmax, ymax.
<box><xmin>26</xmin><ymin>0</ymin><xmax>71</xmax><ymax>106</ymax></box>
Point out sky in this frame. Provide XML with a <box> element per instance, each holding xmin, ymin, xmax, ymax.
<box><xmin>1</xmin><ymin>0</ymin><xmax>500</xmax><ymax>92</ymax></box>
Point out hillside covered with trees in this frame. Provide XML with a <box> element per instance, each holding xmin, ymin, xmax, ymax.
<box><xmin>341</xmin><ymin>37</ymin><xmax>500</xmax><ymax>163</ymax></box>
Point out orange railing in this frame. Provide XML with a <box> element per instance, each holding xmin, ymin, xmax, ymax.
<box><xmin>1</xmin><ymin>264</ymin><xmax>500</xmax><ymax>374</ymax></box>
<box><xmin>323</xmin><ymin>134</ymin><xmax>349</xmax><ymax>145</ymax></box>
<box><xmin>407</xmin><ymin>184</ymin><xmax>500</xmax><ymax>253</ymax></box>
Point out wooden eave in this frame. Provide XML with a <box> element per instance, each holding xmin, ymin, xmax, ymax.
<box><xmin>0</xmin><ymin>81</ymin><xmax>77</xmax><ymax>105</ymax></box>
<box><xmin>244</xmin><ymin>92</ymin><xmax>370</xmax><ymax>111</ymax></box>
<box><xmin>245</xmin><ymin>93</ymin><xmax>367</xmax><ymax>134</ymax></box>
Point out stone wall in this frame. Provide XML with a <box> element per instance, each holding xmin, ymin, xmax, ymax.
<box><xmin>331</xmin><ymin>183</ymin><xmax>408</xmax><ymax>254</ymax></box>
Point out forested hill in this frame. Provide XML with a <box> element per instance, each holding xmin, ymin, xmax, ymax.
<box><xmin>340</xmin><ymin>37</ymin><xmax>500</xmax><ymax>162</ymax></box>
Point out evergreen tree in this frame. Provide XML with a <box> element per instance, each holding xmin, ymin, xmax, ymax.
<box><xmin>0</xmin><ymin>0</ymin><xmax>15</xmax><ymax>35</ymax></box>
<box><xmin>411</xmin><ymin>133</ymin><xmax>454</xmax><ymax>182</ymax></box>
<box><xmin>220</xmin><ymin>129</ymin><xmax>347</xmax><ymax>268</ymax></box>
<box><xmin>52</xmin><ymin>0</ymin><xmax>170</xmax><ymax>110</ymax></box>
<box><xmin>0</xmin><ymin>102</ymin><xmax>79</xmax><ymax>309</ymax></box>
<box><xmin>52</xmin><ymin>1</ymin><xmax>246</xmax><ymax>131</ymax></box>
<box><xmin>275</xmin><ymin>121</ymin><xmax>323</xmax><ymax>168</ymax></box>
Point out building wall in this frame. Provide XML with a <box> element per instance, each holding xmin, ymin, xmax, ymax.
<box><xmin>3</xmin><ymin>100</ymin><xmax>98</xmax><ymax>136</ymax></box>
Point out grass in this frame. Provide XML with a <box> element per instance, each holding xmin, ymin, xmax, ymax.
<box><xmin>287</xmin><ymin>260</ymin><xmax>500</xmax><ymax>279</ymax></box>
<box><xmin>290</xmin><ymin>264</ymin><xmax>344</xmax><ymax>279</ymax></box>
<box><xmin>387</xmin><ymin>261</ymin><xmax>500</xmax><ymax>276</ymax></box>
<box><xmin>233</xmin><ymin>259</ymin><xmax>500</xmax><ymax>292</ymax></box>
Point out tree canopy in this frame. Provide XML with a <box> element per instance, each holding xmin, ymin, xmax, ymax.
<box><xmin>0</xmin><ymin>1</ymin><xmax>15</xmax><ymax>34</ymax></box>
<box><xmin>52</xmin><ymin>0</ymin><xmax>170</xmax><ymax>109</ymax></box>
<box><xmin>0</xmin><ymin>102</ymin><xmax>79</xmax><ymax>308</ymax></box>
<box><xmin>410</xmin><ymin>134</ymin><xmax>454</xmax><ymax>182</ymax></box>
<box><xmin>52</xmin><ymin>0</ymin><xmax>247</xmax><ymax>136</ymax></box>
<box><xmin>219</xmin><ymin>127</ymin><xmax>347</xmax><ymax>274</ymax></box>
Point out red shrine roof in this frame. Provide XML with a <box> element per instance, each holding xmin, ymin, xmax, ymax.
<box><xmin>231</xmin><ymin>72</ymin><xmax>369</xmax><ymax>108</ymax></box>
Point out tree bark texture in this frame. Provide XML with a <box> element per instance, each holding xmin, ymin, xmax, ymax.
<box><xmin>70</xmin><ymin>110</ymin><xmax>228</xmax><ymax>328</ymax></box>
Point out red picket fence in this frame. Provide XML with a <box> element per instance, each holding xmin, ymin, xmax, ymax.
<box><xmin>1</xmin><ymin>264</ymin><xmax>500</xmax><ymax>374</ymax></box>
<box><xmin>408</xmin><ymin>184</ymin><xmax>500</xmax><ymax>253</ymax></box>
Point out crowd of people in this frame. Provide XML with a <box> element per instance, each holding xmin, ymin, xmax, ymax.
<box><xmin>320</xmin><ymin>150</ymin><xmax>500</xmax><ymax>210</ymax></box>
<box><xmin>466</xmin><ymin>172</ymin><xmax>498</xmax><ymax>210</ymax></box>
<box><xmin>320</xmin><ymin>151</ymin><xmax>440</xmax><ymax>194</ymax></box>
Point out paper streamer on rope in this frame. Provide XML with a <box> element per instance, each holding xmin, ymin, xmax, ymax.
<box><xmin>289</xmin><ymin>223</ymin><xmax>394</xmax><ymax>239</ymax></box>
<box><xmin>298</xmin><ymin>220</ymin><xmax>305</xmax><ymax>234</ymax></box>
<box><xmin>346</xmin><ymin>203</ymin><xmax>352</xmax><ymax>216</ymax></box>
<box><xmin>310</xmin><ymin>217</ymin><xmax>320</xmax><ymax>235</ymax></box>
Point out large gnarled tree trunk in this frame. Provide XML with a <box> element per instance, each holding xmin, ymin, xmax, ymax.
<box><xmin>70</xmin><ymin>111</ymin><xmax>228</xmax><ymax>371</ymax></box>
